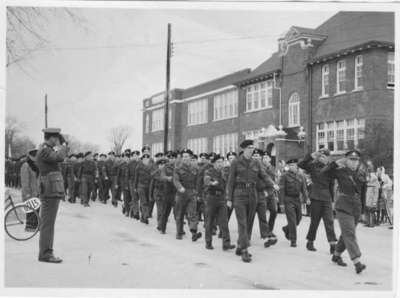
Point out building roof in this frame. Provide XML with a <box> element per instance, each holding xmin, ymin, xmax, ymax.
<box><xmin>236</xmin><ymin>52</ymin><xmax>281</xmax><ymax>85</ymax></box>
<box><xmin>291</xmin><ymin>26</ymin><xmax>318</xmax><ymax>36</ymax></box>
<box><xmin>181</xmin><ymin>68</ymin><xmax>251</xmax><ymax>99</ymax></box>
<box><xmin>313</xmin><ymin>11</ymin><xmax>394</xmax><ymax>59</ymax></box>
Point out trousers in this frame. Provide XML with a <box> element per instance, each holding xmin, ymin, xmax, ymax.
<box><xmin>81</xmin><ymin>175</ymin><xmax>94</xmax><ymax>204</ymax></box>
<box><xmin>248</xmin><ymin>192</ymin><xmax>269</xmax><ymax>240</ymax></box>
<box><xmin>129</xmin><ymin>180</ymin><xmax>139</xmax><ymax>216</ymax></box>
<box><xmin>335</xmin><ymin>211</ymin><xmax>362</xmax><ymax>260</ymax></box>
<box><xmin>283</xmin><ymin>198</ymin><xmax>302</xmax><ymax>241</ymax></box>
<box><xmin>39</xmin><ymin>198</ymin><xmax>60</xmax><ymax>259</ymax></box>
<box><xmin>266</xmin><ymin>195</ymin><xmax>278</xmax><ymax>233</ymax></box>
<box><xmin>175</xmin><ymin>189</ymin><xmax>198</xmax><ymax>234</ymax></box>
<box><xmin>306</xmin><ymin>199</ymin><xmax>337</xmax><ymax>242</ymax></box>
<box><xmin>233</xmin><ymin>189</ymin><xmax>257</xmax><ymax>250</ymax></box>
<box><xmin>138</xmin><ymin>187</ymin><xmax>150</xmax><ymax>220</ymax></box>
<box><xmin>205</xmin><ymin>195</ymin><xmax>231</xmax><ymax>246</ymax></box>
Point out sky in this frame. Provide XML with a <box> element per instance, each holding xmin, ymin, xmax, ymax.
<box><xmin>6</xmin><ymin>6</ymin><xmax>338</xmax><ymax>152</ymax></box>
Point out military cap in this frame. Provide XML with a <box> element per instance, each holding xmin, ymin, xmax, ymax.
<box><xmin>142</xmin><ymin>145</ymin><xmax>151</xmax><ymax>153</ymax></box>
<box><xmin>155</xmin><ymin>152</ymin><xmax>164</xmax><ymax>158</ymax></box>
<box><xmin>108</xmin><ymin>151</ymin><xmax>115</xmax><ymax>156</ymax></box>
<box><xmin>156</xmin><ymin>157</ymin><xmax>168</xmax><ymax>165</ymax></box>
<box><xmin>253</xmin><ymin>148</ymin><xmax>264</xmax><ymax>156</ymax></box>
<box><xmin>131</xmin><ymin>150</ymin><xmax>140</xmax><ymax>156</ymax></box>
<box><xmin>226</xmin><ymin>151</ymin><xmax>237</xmax><ymax>158</ymax></box>
<box><xmin>28</xmin><ymin>149</ymin><xmax>38</xmax><ymax>156</ymax></box>
<box><xmin>93</xmin><ymin>153</ymin><xmax>99</xmax><ymax>157</ymax></box>
<box><xmin>240</xmin><ymin>139</ymin><xmax>254</xmax><ymax>149</ymax></box>
<box><xmin>180</xmin><ymin>148</ymin><xmax>193</xmax><ymax>156</ymax></box>
<box><xmin>166</xmin><ymin>151</ymin><xmax>177</xmax><ymax>158</ymax></box>
<box><xmin>142</xmin><ymin>153</ymin><xmax>151</xmax><ymax>159</ymax></box>
<box><xmin>318</xmin><ymin>148</ymin><xmax>330</xmax><ymax>156</ymax></box>
<box><xmin>210</xmin><ymin>154</ymin><xmax>224</xmax><ymax>163</ymax></box>
<box><xmin>192</xmin><ymin>154</ymin><xmax>198</xmax><ymax>160</ymax></box>
<box><xmin>287</xmin><ymin>158</ymin><xmax>298</xmax><ymax>164</ymax></box>
<box><xmin>42</xmin><ymin>128</ymin><xmax>61</xmax><ymax>134</ymax></box>
<box><xmin>345</xmin><ymin>150</ymin><xmax>361</xmax><ymax>160</ymax></box>
<box><xmin>100</xmin><ymin>153</ymin><xmax>107</xmax><ymax>158</ymax></box>
<box><xmin>84</xmin><ymin>151</ymin><xmax>92</xmax><ymax>157</ymax></box>
<box><xmin>199</xmin><ymin>152</ymin><xmax>209</xmax><ymax>159</ymax></box>
<box><xmin>124</xmin><ymin>149</ymin><xmax>131</xmax><ymax>154</ymax></box>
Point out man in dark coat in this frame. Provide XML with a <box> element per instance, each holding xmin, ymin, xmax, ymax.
<box><xmin>79</xmin><ymin>151</ymin><xmax>97</xmax><ymax>207</ymax></box>
<box><xmin>36</xmin><ymin>128</ymin><xmax>68</xmax><ymax>263</ymax></box>
<box><xmin>298</xmin><ymin>148</ymin><xmax>337</xmax><ymax>253</ymax></box>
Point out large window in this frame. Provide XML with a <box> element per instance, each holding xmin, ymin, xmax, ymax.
<box><xmin>288</xmin><ymin>93</ymin><xmax>300</xmax><ymax>127</ymax></box>
<box><xmin>354</xmin><ymin>55</ymin><xmax>363</xmax><ymax>90</ymax></box>
<box><xmin>336</xmin><ymin>60</ymin><xmax>346</xmax><ymax>94</ymax></box>
<box><xmin>213</xmin><ymin>90</ymin><xmax>238</xmax><ymax>121</ymax></box>
<box><xmin>245</xmin><ymin>80</ymin><xmax>273</xmax><ymax>112</ymax></box>
<box><xmin>187</xmin><ymin>137</ymin><xmax>208</xmax><ymax>155</ymax></box>
<box><xmin>321</xmin><ymin>64</ymin><xmax>329</xmax><ymax>97</ymax></box>
<box><xmin>144</xmin><ymin>114</ymin><xmax>150</xmax><ymax>133</ymax></box>
<box><xmin>151</xmin><ymin>142</ymin><xmax>163</xmax><ymax>155</ymax></box>
<box><xmin>213</xmin><ymin>133</ymin><xmax>238</xmax><ymax>156</ymax></box>
<box><xmin>316</xmin><ymin>118</ymin><xmax>365</xmax><ymax>152</ymax></box>
<box><xmin>151</xmin><ymin>109</ymin><xmax>164</xmax><ymax>132</ymax></box>
<box><xmin>188</xmin><ymin>99</ymin><xmax>208</xmax><ymax>126</ymax></box>
<box><xmin>388</xmin><ymin>52</ymin><xmax>395</xmax><ymax>88</ymax></box>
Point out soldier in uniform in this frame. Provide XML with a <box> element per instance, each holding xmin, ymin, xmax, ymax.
<box><xmin>5</xmin><ymin>156</ymin><xmax>11</xmax><ymax>187</ymax></box>
<box><xmin>36</xmin><ymin>128</ymin><xmax>68</xmax><ymax>263</ymax></box>
<box><xmin>203</xmin><ymin>154</ymin><xmax>235</xmax><ymax>251</ymax></box>
<box><xmin>149</xmin><ymin>152</ymin><xmax>163</xmax><ymax>218</ymax></box>
<box><xmin>224</xmin><ymin>151</ymin><xmax>237</xmax><ymax>223</ymax></box>
<box><xmin>248</xmin><ymin>149</ymin><xmax>273</xmax><ymax>248</ymax></box>
<box><xmin>66</xmin><ymin>154</ymin><xmax>77</xmax><ymax>203</ymax></box>
<box><xmin>262</xmin><ymin>153</ymin><xmax>279</xmax><ymax>246</ymax></box>
<box><xmin>196</xmin><ymin>152</ymin><xmax>209</xmax><ymax>222</ymax></box>
<box><xmin>226</xmin><ymin>140</ymin><xmax>278</xmax><ymax>262</ymax></box>
<box><xmin>73</xmin><ymin>153</ymin><xmax>83</xmax><ymax>202</ymax></box>
<box><xmin>111</xmin><ymin>154</ymin><xmax>122</xmax><ymax>207</ymax></box>
<box><xmin>97</xmin><ymin>154</ymin><xmax>108</xmax><ymax>203</ymax></box>
<box><xmin>134</xmin><ymin>153</ymin><xmax>153</xmax><ymax>224</ymax></box>
<box><xmin>60</xmin><ymin>157</ymin><xmax>68</xmax><ymax>196</ymax></box>
<box><xmin>79</xmin><ymin>151</ymin><xmax>97</xmax><ymax>207</ymax></box>
<box><xmin>322</xmin><ymin>150</ymin><xmax>367</xmax><ymax>274</ymax></box>
<box><xmin>104</xmin><ymin>152</ymin><xmax>115</xmax><ymax>203</ymax></box>
<box><xmin>128</xmin><ymin>150</ymin><xmax>140</xmax><ymax>219</ymax></box>
<box><xmin>173</xmin><ymin>149</ymin><xmax>202</xmax><ymax>241</ymax></box>
<box><xmin>298</xmin><ymin>148</ymin><xmax>337</xmax><ymax>254</ymax></box>
<box><xmin>120</xmin><ymin>150</ymin><xmax>131</xmax><ymax>216</ymax></box>
<box><xmin>279</xmin><ymin>159</ymin><xmax>310</xmax><ymax>247</ymax></box>
<box><xmin>91</xmin><ymin>153</ymin><xmax>99</xmax><ymax>202</ymax></box>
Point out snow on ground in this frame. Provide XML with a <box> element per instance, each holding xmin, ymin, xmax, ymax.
<box><xmin>4</xmin><ymin>188</ymin><xmax>394</xmax><ymax>290</ymax></box>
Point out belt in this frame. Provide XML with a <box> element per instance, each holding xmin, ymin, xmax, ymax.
<box><xmin>236</xmin><ymin>182</ymin><xmax>256</xmax><ymax>189</ymax></box>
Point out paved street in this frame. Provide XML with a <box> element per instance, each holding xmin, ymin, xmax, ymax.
<box><xmin>5</xmin><ymin>190</ymin><xmax>393</xmax><ymax>290</ymax></box>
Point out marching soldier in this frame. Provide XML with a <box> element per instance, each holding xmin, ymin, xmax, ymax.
<box><xmin>97</xmin><ymin>154</ymin><xmax>108</xmax><ymax>203</ymax></box>
<box><xmin>224</xmin><ymin>151</ymin><xmax>237</xmax><ymax>223</ymax></box>
<box><xmin>196</xmin><ymin>152</ymin><xmax>209</xmax><ymax>222</ymax></box>
<box><xmin>226</xmin><ymin>140</ymin><xmax>278</xmax><ymax>263</ymax></box>
<box><xmin>111</xmin><ymin>154</ymin><xmax>122</xmax><ymax>207</ymax></box>
<box><xmin>322</xmin><ymin>150</ymin><xmax>367</xmax><ymax>274</ymax></box>
<box><xmin>128</xmin><ymin>150</ymin><xmax>141</xmax><ymax>219</ymax></box>
<box><xmin>298</xmin><ymin>148</ymin><xmax>337</xmax><ymax>254</ymax></box>
<box><xmin>279</xmin><ymin>159</ymin><xmax>310</xmax><ymax>248</ymax></box>
<box><xmin>79</xmin><ymin>151</ymin><xmax>97</xmax><ymax>207</ymax></box>
<box><xmin>203</xmin><ymin>154</ymin><xmax>235</xmax><ymax>251</ymax></box>
<box><xmin>91</xmin><ymin>153</ymin><xmax>99</xmax><ymax>201</ymax></box>
<box><xmin>134</xmin><ymin>153</ymin><xmax>153</xmax><ymax>224</ymax></box>
<box><xmin>248</xmin><ymin>149</ymin><xmax>272</xmax><ymax>247</ymax></box>
<box><xmin>73</xmin><ymin>153</ymin><xmax>83</xmax><ymax>202</ymax></box>
<box><xmin>173</xmin><ymin>149</ymin><xmax>202</xmax><ymax>241</ymax></box>
<box><xmin>120</xmin><ymin>150</ymin><xmax>131</xmax><ymax>216</ymax></box>
<box><xmin>262</xmin><ymin>153</ymin><xmax>279</xmax><ymax>246</ymax></box>
<box><xmin>36</xmin><ymin>128</ymin><xmax>68</xmax><ymax>263</ymax></box>
<box><xmin>104</xmin><ymin>152</ymin><xmax>115</xmax><ymax>203</ymax></box>
<box><xmin>66</xmin><ymin>154</ymin><xmax>77</xmax><ymax>203</ymax></box>
<box><xmin>149</xmin><ymin>152</ymin><xmax>164</xmax><ymax>218</ymax></box>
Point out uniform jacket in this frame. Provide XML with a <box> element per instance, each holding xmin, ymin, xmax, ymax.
<box><xmin>298</xmin><ymin>153</ymin><xmax>334</xmax><ymax>202</ymax></box>
<box><xmin>79</xmin><ymin>160</ymin><xmax>97</xmax><ymax>178</ymax></box>
<box><xmin>36</xmin><ymin>143</ymin><xmax>68</xmax><ymax>199</ymax></box>
<box><xmin>65</xmin><ymin>160</ymin><xmax>76</xmax><ymax>179</ymax></box>
<box><xmin>134</xmin><ymin>161</ymin><xmax>153</xmax><ymax>189</ymax></box>
<box><xmin>203</xmin><ymin>166</ymin><xmax>226</xmax><ymax>195</ymax></box>
<box><xmin>127</xmin><ymin>160</ymin><xmax>139</xmax><ymax>181</ymax></box>
<box><xmin>322</xmin><ymin>161</ymin><xmax>367</xmax><ymax>216</ymax></box>
<box><xmin>196</xmin><ymin>163</ymin><xmax>213</xmax><ymax>196</ymax></box>
<box><xmin>118</xmin><ymin>161</ymin><xmax>129</xmax><ymax>189</ymax></box>
<box><xmin>173</xmin><ymin>162</ymin><xmax>198</xmax><ymax>191</ymax></box>
<box><xmin>225</xmin><ymin>155</ymin><xmax>275</xmax><ymax>202</ymax></box>
<box><xmin>20</xmin><ymin>161</ymin><xmax>40</xmax><ymax>201</ymax></box>
<box><xmin>278</xmin><ymin>170</ymin><xmax>309</xmax><ymax>204</ymax></box>
<box><xmin>97</xmin><ymin>160</ymin><xmax>107</xmax><ymax>179</ymax></box>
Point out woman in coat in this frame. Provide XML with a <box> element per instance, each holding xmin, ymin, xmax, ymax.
<box><xmin>364</xmin><ymin>161</ymin><xmax>380</xmax><ymax>227</ymax></box>
<box><xmin>20</xmin><ymin>149</ymin><xmax>40</xmax><ymax>231</ymax></box>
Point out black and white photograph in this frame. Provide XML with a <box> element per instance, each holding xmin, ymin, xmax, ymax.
<box><xmin>2</xmin><ymin>0</ymin><xmax>399</xmax><ymax>295</ymax></box>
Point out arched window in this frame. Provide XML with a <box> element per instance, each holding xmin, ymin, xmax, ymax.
<box><xmin>288</xmin><ymin>93</ymin><xmax>300</xmax><ymax>127</ymax></box>
<box><xmin>145</xmin><ymin>114</ymin><xmax>150</xmax><ymax>133</ymax></box>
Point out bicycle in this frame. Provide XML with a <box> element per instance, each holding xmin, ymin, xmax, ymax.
<box><xmin>4</xmin><ymin>195</ymin><xmax>41</xmax><ymax>241</ymax></box>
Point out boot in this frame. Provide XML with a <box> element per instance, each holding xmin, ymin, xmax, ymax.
<box><xmin>264</xmin><ymin>241</ymin><xmax>271</xmax><ymax>248</ymax></box>
<box><xmin>332</xmin><ymin>255</ymin><xmax>347</xmax><ymax>267</ymax></box>
<box><xmin>282</xmin><ymin>226</ymin><xmax>289</xmax><ymax>240</ymax></box>
<box><xmin>241</xmin><ymin>250</ymin><xmax>252</xmax><ymax>263</ymax></box>
<box><xmin>192</xmin><ymin>231</ymin><xmax>202</xmax><ymax>242</ymax></box>
<box><xmin>330</xmin><ymin>244</ymin><xmax>336</xmax><ymax>255</ymax></box>
<box><xmin>290</xmin><ymin>241</ymin><xmax>297</xmax><ymax>247</ymax></box>
<box><xmin>206</xmin><ymin>242</ymin><xmax>214</xmax><ymax>250</ymax></box>
<box><xmin>306</xmin><ymin>241</ymin><xmax>317</xmax><ymax>251</ymax></box>
<box><xmin>222</xmin><ymin>244</ymin><xmax>235</xmax><ymax>251</ymax></box>
<box><xmin>267</xmin><ymin>237</ymin><xmax>278</xmax><ymax>246</ymax></box>
<box><xmin>176</xmin><ymin>234</ymin><xmax>183</xmax><ymax>240</ymax></box>
<box><xmin>355</xmin><ymin>262</ymin><xmax>366</xmax><ymax>274</ymax></box>
<box><xmin>235</xmin><ymin>247</ymin><xmax>252</xmax><ymax>257</ymax></box>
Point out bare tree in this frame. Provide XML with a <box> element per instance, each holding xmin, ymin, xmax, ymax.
<box><xmin>5</xmin><ymin>116</ymin><xmax>26</xmax><ymax>157</ymax></box>
<box><xmin>12</xmin><ymin>135</ymin><xmax>36</xmax><ymax>157</ymax></box>
<box><xmin>6</xmin><ymin>7</ymin><xmax>86</xmax><ymax>67</ymax></box>
<box><xmin>108</xmin><ymin>126</ymin><xmax>132</xmax><ymax>155</ymax></box>
<box><xmin>64</xmin><ymin>134</ymin><xmax>99</xmax><ymax>154</ymax></box>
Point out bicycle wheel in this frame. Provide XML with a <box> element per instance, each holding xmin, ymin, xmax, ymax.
<box><xmin>4</xmin><ymin>204</ymin><xmax>41</xmax><ymax>241</ymax></box>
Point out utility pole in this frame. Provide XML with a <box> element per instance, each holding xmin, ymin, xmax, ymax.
<box><xmin>45</xmin><ymin>94</ymin><xmax>48</xmax><ymax>128</ymax></box>
<box><xmin>163</xmin><ymin>23</ymin><xmax>171</xmax><ymax>152</ymax></box>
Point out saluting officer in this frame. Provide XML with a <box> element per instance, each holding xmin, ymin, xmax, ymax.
<box><xmin>203</xmin><ymin>154</ymin><xmax>235</xmax><ymax>251</ymax></box>
<box><xmin>298</xmin><ymin>148</ymin><xmax>337</xmax><ymax>254</ymax></box>
<box><xmin>226</xmin><ymin>140</ymin><xmax>278</xmax><ymax>263</ymax></box>
<box><xmin>128</xmin><ymin>150</ymin><xmax>141</xmax><ymax>219</ymax></box>
<box><xmin>279</xmin><ymin>159</ymin><xmax>310</xmax><ymax>248</ymax></box>
<box><xmin>36</xmin><ymin>128</ymin><xmax>68</xmax><ymax>263</ymax></box>
<box><xmin>173</xmin><ymin>149</ymin><xmax>202</xmax><ymax>241</ymax></box>
<box><xmin>79</xmin><ymin>151</ymin><xmax>97</xmax><ymax>207</ymax></box>
<box><xmin>322</xmin><ymin>150</ymin><xmax>367</xmax><ymax>274</ymax></box>
<box><xmin>134</xmin><ymin>153</ymin><xmax>153</xmax><ymax>224</ymax></box>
